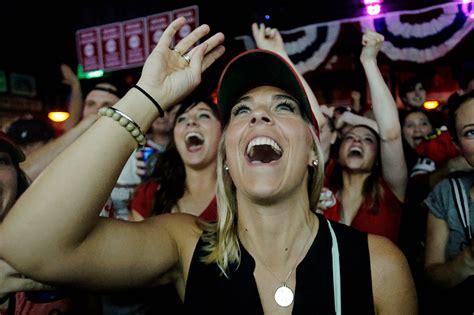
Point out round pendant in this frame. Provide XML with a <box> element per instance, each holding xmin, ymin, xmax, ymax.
<box><xmin>274</xmin><ymin>285</ymin><xmax>294</xmax><ymax>307</ymax></box>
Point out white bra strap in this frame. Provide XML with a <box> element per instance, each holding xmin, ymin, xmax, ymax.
<box><xmin>327</xmin><ymin>220</ymin><xmax>342</xmax><ymax>315</ymax></box>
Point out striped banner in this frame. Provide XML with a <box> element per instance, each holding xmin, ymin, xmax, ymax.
<box><xmin>360</xmin><ymin>3</ymin><xmax>473</xmax><ymax>62</ymax></box>
<box><xmin>235</xmin><ymin>2</ymin><xmax>473</xmax><ymax>72</ymax></box>
<box><xmin>281</xmin><ymin>22</ymin><xmax>341</xmax><ymax>74</ymax></box>
<box><xmin>235</xmin><ymin>22</ymin><xmax>340</xmax><ymax>75</ymax></box>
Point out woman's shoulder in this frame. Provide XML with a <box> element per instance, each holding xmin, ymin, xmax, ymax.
<box><xmin>428</xmin><ymin>172</ymin><xmax>473</xmax><ymax>200</ymax></box>
<box><xmin>367</xmin><ymin>234</ymin><xmax>417</xmax><ymax>313</ymax></box>
<box><xmin>367</xmin><ymin>234</ymin><xmax>411</xmax><ymax>288</ymax></box>
<box><xmin>367</xmin><ymin>234</ymin><xmax>404</xmax><ymax>265</ymax></box>
<box><xmin>431</xmin><ymin>172</ymin><xmax>474</xmax><ymax>190</ymax></box>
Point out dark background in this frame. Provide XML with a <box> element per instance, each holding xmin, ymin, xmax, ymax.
<box><xmin>0</xmin><ymin>0</ymin><xmax>471</xmax><ymax>111</ymax></box>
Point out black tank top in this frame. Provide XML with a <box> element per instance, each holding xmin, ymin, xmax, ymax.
<box><xmin>184</xmin><ymin>215</ymin><xmax>374</xmax><ymax>314</ymax></box>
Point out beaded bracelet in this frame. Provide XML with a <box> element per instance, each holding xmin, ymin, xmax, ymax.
<box><xmin>98</xmin><ymin>107</ymin><xmax>146</xmax><ymax>147</ymax></box>
<box><xmin>133</xmin><ymin>85</ymin><xmax>165</xmax><ymax>117</ymax></box>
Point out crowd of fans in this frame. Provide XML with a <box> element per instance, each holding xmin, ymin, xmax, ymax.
<box><xmin>0</xmin><ymin>16</ymin><xmax>473</xmax><ymax>315</ymax></box>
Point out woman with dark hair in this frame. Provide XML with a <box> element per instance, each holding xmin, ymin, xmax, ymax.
<box><xmin>130</xmin><ymin>87</ymin><xmax>221</xmax><ymax>221</ymax></box>
<box><xmin>400</xmin><ymin>77</ymin><xmax>427</xmax><ymax>110</ymax></box>
<box><xmin>125</xmin><ymin>87</ymin><xmax>221</xmax><ymax>314</ymax></box>
<box><xmin>423</xmin><ymin>91</ymin><xmax>474</xmax><ymax>314</ymax></box>
<box><xmin>322</xmin><ymin>31</ymin><xmax>407</xmax><ymax>244</ymax></box>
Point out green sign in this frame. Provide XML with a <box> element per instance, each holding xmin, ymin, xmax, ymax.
<box><xmin>77</xmin><ymin>64</ymin><xmax>104</xmax><ymax>80</ymax></box>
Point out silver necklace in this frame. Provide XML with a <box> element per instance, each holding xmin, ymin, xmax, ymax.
<box><xmin>249</xmin><ymin>222</ymin><xmax>315</xmax><ymax>308</ymax></box>
<box><xmin>273</xmin><ymin>269</ymin><xmax>295</xmax><ymax>307</ymax></box>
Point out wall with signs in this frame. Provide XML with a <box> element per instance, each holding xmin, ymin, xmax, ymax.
<box><xmin>76</xmin><ymin>5</ymin><xmax>199</xmax><ymax>72</ymax></box>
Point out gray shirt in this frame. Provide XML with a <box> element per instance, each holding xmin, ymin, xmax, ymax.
<box><xmin>424</xmin><ymin>174</ymin><xmax>474</xmax><ymax>259</ymax></box>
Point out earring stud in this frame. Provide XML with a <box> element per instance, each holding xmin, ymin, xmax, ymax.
<box><xmin>312</xmin><ymin>160</ymin><xmax>318</xmax><ymax>167</ymax></box>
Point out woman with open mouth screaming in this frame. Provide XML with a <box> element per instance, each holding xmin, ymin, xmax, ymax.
<box><xmin>0</xmin><ymin>18</ymin><xmax>416</xmax><ymax>314</ymax></box>
<box><xmin>323</xmin><ymin>31</ymin><xmax>407</xmax><ymax>246</ymax></box>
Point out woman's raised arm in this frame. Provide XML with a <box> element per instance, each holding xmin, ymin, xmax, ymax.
<box><xmin>0</xmin><ymin>17</ymin><xmax>225</xmax><ymax>289</ymax></box>
<box><xmin>360</xmin><ymin>30</ymin><xmax>407</xmax><ymax>201</ymax></box>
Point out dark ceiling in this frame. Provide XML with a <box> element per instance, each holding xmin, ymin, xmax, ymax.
<box><xmin>0</xmin><ymin>0</ymin><xmax>464</xmax><ymax>108</ymax></box>
<box><xmin>0</xmin><ymin>0</ymin><xmax>451</xmax><ymax>70</ymax></box>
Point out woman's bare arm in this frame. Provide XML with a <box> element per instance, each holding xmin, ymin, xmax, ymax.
<box><xmin>0</xmin><ymin>17</ymin><xmax>225</xmax><ymax>289</ymax></box>
<box><xmin>20</xmin><ymin>114</ymin><xmax>97</xmax><ymax>181</ymax></box>
<box><xmin>369</xmin><ymin>235</ymin><xmax>417</xmax><ymax>314</ymax></box>
<box><xmin>60</xmin><ymin>64</ymin><xmax>84</xmax><ymax>130</ymax></box>
<box><xmin>424</xmin><ymin>213</ymin><xmax>474</xmax><ymax>289</ymax></box>
<box><xmin>360</xmin><ymin>30</ymin><xmax>407</xmax><ymax>201</ymax></box>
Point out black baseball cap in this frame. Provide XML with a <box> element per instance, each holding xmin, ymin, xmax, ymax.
<box><xmin>0</xmin><ymin>132</ymin><xmax>26</xmax><ymax>163</ymax></box>
<box><xmin>6</xmin><ymin>119</ymin><xmax>55</xmax><ymax>145</ymax></box>
<box><xmin>217</xmin><ymin>49</ymin><xmax>318</xmax><ymax>132</ymax></box>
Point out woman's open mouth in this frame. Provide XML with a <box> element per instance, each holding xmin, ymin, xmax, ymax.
<box><xmin>246</xmin><ymin>136</ymin><xmax>283</xmax><ymax>164</ymax></box>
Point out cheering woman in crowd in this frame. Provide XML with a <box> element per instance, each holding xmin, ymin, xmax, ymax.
<box><xmin>0</xmin><ymin>18</ymin><xmax>416</xmax><ymax>314</ymax></box>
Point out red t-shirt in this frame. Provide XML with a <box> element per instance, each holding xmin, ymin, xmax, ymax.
<box><xmin>131</xmin><ymin>181</ymin><xmax>217</xmax><ymax>221</ymax></box>
<box><xmin>323</xmin><ymin>160</ymin><xmax>402</xmax><ymax>244</ymax></box>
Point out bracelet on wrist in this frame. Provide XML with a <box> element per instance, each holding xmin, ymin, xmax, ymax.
<box><xmin>132</xmin><ymin>85</ymin><xmax>165</xmax><ymax>117</ymax></box>
<box><xmin>98</xmin><ymin>107</ymin><xmax>146</xmax><ymax>147</ymax></box>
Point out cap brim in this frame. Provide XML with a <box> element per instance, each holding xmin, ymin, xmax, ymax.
<box><xmin>217</xmin><ymin>49</ymin><xmax>316</xmax><ymax>129</ymax></box>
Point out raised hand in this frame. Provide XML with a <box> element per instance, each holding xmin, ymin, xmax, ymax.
<box><xmin>137</xmin><ymin>17</ymin><xmax>225</xmax><ymax>110</ymax></box>
<box><xmin>360</xmin><ymin>30</ymin><xmax>384</xmax><ymax>64</ymax></box>
<box><xmin>316</xmin><ymin>188</ymin><xmax>337</xmax><ymax>214</ymax></box>
<box><xmin>135</xmin><ymin>150</ymin><xmax>147</xmax><ymax>177</ymax></box>
<box><xmin>251</xmin><ymin>22</ymin><xmax>288</xmax><ymax>59</ymax></box>
<box><xmin>60</xmin><ymin>64</ymin><xmax>80</xmax><ymax>89</ymax></box>
<box><xmin>334</xmin><ymin>110</ymin><xmax>379</xmax><ymax>134</ymax></box>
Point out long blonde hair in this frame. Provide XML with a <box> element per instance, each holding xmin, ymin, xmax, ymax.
<box><xmin>200</xmin><ymin>122</ymin><xmax>324</xmax><ymax>277</ymax></box>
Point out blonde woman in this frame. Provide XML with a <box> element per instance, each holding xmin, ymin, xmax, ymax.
<box><xmin>0</xmin><ymin>18</ymin><xmax>416</xmax><ymax>314</ymax></box>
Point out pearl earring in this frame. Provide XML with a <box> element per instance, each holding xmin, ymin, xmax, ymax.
<box><xmin>312</xmin><ymin>160</ymin><xmax>318</xmax><ymax>167</ymax></box>
<box><xmin>224</xmin><ymin>164</ymin><xmax>229</xmax><ymax>171</ymax></box>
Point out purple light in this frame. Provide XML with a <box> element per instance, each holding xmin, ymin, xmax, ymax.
<box><xmin>462</xmin><ymin>0</ymin><xmax>473</xmax><ymax>17</ymax></box>
<box><xmin>367</xmin><ymin>4</ymin><xmax>382</xmax><ymax>15</ymax></box>
<box><xmin>364</xmin><ymin>0</ymin><xmax>382</xmax><ymax>4</ymax></box>
<box><xmin>264</xmin><ymin>14</ymin><xmax>270</xmax><ymax>20</ymax></box>
<box><xmin>470</xmin><ymin>13</ymin><xmax>474</xmax><ymax>18</ymax></box>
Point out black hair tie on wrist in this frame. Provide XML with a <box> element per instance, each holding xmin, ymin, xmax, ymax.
<box><xmin>133</xmin><ymin>85</ymin><xmax>165</xmax><ymax>117</ymax></box>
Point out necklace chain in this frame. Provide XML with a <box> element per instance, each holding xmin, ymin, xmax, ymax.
<box><xmin>246</xmin><ymin>219</ymin><xmax>316</xmax><ymax>306</ymax></box>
